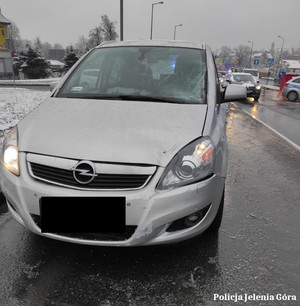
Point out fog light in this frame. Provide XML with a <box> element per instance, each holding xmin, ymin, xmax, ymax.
<box><xmin>184</xmin><ymin>212</ymin><xmax>203</xmax><ymax>227</ymax></box>
<box><xmin>166</xmin><ymin>205</ymin><xmax>211</xmax><ymax>232</ymax></box>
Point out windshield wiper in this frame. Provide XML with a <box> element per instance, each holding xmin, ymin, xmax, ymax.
<box><xmin>64</xmin><ymin>94</ymin><xmax>188</xmax><ymax>104</ymax></box>
<box><xmin>110</xmin><ymin>94</ymin><xmax>185</xmax><ymax>103</ymax></box>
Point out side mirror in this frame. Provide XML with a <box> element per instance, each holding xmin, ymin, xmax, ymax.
<box><xmin>50</xmin><ymin>82</ymin><xmax>58</xmax><ymax>92</ymax></box>
<box><xmin>223</xmin><ymin>84</ymin><xmax>246</xmax><ymax>102</ymax></box>
<box><xmin>257</xmin><ymin>80</ymin><xmax>260</xmax><ymax>84</ymax></box>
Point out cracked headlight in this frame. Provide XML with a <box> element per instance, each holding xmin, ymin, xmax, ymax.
<box><xmin>157</xmin><ymin>137</ymin><xmax>215</xmax><ymax>190</ymax></box>
<box><xmin>1</xmin><ymin>127</ymin><xmax>19</xmax><ymax>176</ymax></box>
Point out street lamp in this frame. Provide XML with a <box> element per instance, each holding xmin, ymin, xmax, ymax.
<box><xmin>173</xmin><ymin>24</ymin><xmax>182</xmax><ymax>40</ymax></box>
<box><xmin>276</xmin><ymin>35</ymin><xmax>285</xmax><ymax>77</ymax></box>
<box><xmin>120</xmin><ymin>0</ymin><xmax>123</xmax><ymax>41</ymax></box>
<box><xmin>150</xmin><ymin>1</ymin><xmax>163</xmax><ymax>40</ymax></box>
<box><xmin>248</xmin><ymin>40</ymin><xmax>253</xmax><ymax>67</ymax></box>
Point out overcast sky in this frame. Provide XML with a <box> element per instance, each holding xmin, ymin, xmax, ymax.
<box><xmin>1</xmin><ymin>0</ymin><xmax>300</xmax><ymax>52</ymax></box>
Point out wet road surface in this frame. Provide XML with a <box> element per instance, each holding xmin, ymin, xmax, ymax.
<box><xmin>0</xmin><ymin>106</ymin><xmax>299</xmax><ymax>305</ymax></box>
<box><xmin>236</xmin><ymin>89</ymin><xmax>300</xmax><ymax>148</ymax></box>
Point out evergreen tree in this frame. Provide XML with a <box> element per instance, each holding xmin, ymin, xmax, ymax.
<box><xmin>21</xmin><ymin>45</ymin><xmax>50</xmax><ymax>79</ymax></box>
<box><xmin>100</xmin><ymin>14</ymin><xmax>119</xmax><ymax>41</ymax></box>
<box><xmin>13</xmin><ymin>49</ymin><xmax>27</xmax><ymax>76</ymax></box>
<box><xmin>64</xmin><ymin>45</ymin><xmax>79</xmax><ymax>71</ymax></box>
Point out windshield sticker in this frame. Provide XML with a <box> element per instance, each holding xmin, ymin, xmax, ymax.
<box><xmin>71</xmin><ymin>87</ymin><xmax>83</xmax><ymax>92</ymax></box>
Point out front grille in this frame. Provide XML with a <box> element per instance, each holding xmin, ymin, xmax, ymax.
<box><xmin>30</xmin><ymin>214</ymin><xmax>136</xmax><ymax>241</ymax></box>
<box><xmin>30</xmin><ymin>162</ymin><xmax>150</xmax><ymax>190</ymax></box>
<box><xmin>247</xmin><ymin>86</ymin><xmax>255</xmax><ymax>91</ymax></box>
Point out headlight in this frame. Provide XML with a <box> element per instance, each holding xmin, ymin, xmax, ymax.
<box><xmin>1</xmin><ymin>127</ymin><xmax>19</xmax><ymax>176</ymax></box>
<box><xmin>256</xmin><ymin>85</ymin><xmax>261</xmax><ymax>90</ymax></box>
<box><xmin>157</xmin><ymin>137</ymin><xmax>215</xmax><ymax>190</ymax></box>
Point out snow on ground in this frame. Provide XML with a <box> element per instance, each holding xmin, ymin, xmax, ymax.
<box><xmin>0</xmin><ymin>88</ymin><xmax>50</xmax><ymax>150</ymax></box>
<box><xmin>0</xmin><ymin>78</ymin><xmax>61</xmax><ymax>85</ymax></box>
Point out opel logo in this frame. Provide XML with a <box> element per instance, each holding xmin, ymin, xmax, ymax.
<box><xmin>72</xmin><ymin>161</ymin><xmax>98</xmax><ymax>185</ymax></box>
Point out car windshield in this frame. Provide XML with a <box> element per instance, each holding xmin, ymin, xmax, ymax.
<box><xmin>244</xmin><ymin>70</ymin><xmax>258</xmax><ymax>77</ymax></box>
<box><xmin>58</xmin><ymin>46</ymin><xmax>207</xmax><ymax>104</ymax></box>
<box><xmin>233</xmin><ymin>74</ymin><xmax>254</xmax><ymax>83</ymax></box>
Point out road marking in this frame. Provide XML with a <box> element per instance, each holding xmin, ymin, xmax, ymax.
<box><xmin>240</xmin><ymin>106</ymin><xmax>300</xmax><ymax>151</ymax></box>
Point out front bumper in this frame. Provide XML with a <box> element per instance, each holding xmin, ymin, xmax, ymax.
<box><xmin>246</xmin><ymin>87</ymin><xmax>261</xmax><ymax>98</ymax></box>
<box><xmin>0</xmin><ymin>153</ymin><xmax>225</xmax><ymax>246</ymax></box>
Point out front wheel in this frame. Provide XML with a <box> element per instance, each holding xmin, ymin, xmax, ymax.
<box><xmin>287</xmin><ymin>91</ymin><xmax>298</xmax><ymax>102</ymax></box>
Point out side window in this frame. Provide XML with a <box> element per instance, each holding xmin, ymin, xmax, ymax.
<box><xmin>292</xmin><ymin>78</ymin><xmax>300</xmax><ymax>84</ymax></box>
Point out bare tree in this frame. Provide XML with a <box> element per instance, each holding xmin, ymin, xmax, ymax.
<box><xmin>8</xmin><ymin>20</ymin><xmax>22</xmax><ymax>52</ymax></box>
<box><xmin>233</xmin><ymin>45</ymin><xmax>251</xmax><ymax>67</ymax></box>
<box><xmin>219</xmin><ymin>45</ymin><xmax>233</xmax><ymax>64</ymax></box>
<box><xmin>75</xmin><ymin>35</ymin><xmax>89</xmax><ymax>56</ymax></box>
<box><xmin>32</xmin><ymin>37</ymin><xmax>43</xmax><ymax>50</ymax></box>
<box><xmin>53</xmin><ymin>43</ymin><xmax>64</xmax><ymax>49</ymax></box>
<box><xmin>86</xmin><ymin>14</ymin><xmax>118</xmax><ymax>50</ymax></box>
<box><xmin>87</xmin><ymin>27</ymin><xmax>103</xmax><ymax>50</ymax></box>
<box><xmin>32</xmin><ymin>37</ymin><xmax>53</xmax><ymax>59</ymax></box>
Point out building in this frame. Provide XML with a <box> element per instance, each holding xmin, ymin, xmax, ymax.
<box><xmin>282</xmin><ymin>60</ymin><xmax>300</xmax><ymax>75</ymax></box>
<box><xmin>0</xmin><ymin>9</ymin><xmax>13</xmax><ymax>79</ymax></box>
<box><xmin>252</xmin><ymin>51</ymin><xmax>273</xmax><ymax>67</ymax></box>
<box><xmin>47</xmin><ymin>59</ymin><xmax>65</xmax><ymax>77</ymax></box>
<box><xmin>48</xmin><ymin>49</ymin><xmax>66</xmax><ymax>62</ymax></box>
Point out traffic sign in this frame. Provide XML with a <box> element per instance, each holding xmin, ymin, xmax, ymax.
<box><xmin>254</xmin><ymin>59</ymin><xmax>259</xmax><ymax>65</ymax></box>
<box><xmin>268</xmin><ymin>58</ymin><xmax>274</xmax><ymax>64</ymax></box>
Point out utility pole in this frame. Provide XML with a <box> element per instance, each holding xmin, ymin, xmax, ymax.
<box><xmin>120</xmin><ymin>0</ymin><xmax>123</xmax><ymax>41</ymax></box>
<box><xmin>248</xmin><ymin>41</ymin><xmax>253</xmax><ymax>68</ymax></box>
<box><xmin>276</xmin><ymin>35</ymin><xmax>285</xmax><ymax>78</ymax></box>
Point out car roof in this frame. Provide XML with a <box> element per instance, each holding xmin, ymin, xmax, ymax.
<box><xmin>230</xmin><ymin>72</ymin><xmax>253</xmax><ymax>76</ymax></box>
<box><xmin>96</xmin><ymin>39</ymin><xmax>205</xmax><ymax>50</ymax></box>
<box><xmin>289</xmin><ymin>76</ymin><xmax>300</xmax><ymax>81</ymax></box>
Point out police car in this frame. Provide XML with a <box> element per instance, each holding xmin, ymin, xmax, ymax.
<box><xmin>282</xmin><ymin>76</ymin><xmax>300</xmax><ymax>102</ymax></box>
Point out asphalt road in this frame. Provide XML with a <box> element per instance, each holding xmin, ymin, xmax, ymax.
<box><xmin>237</xmin><ymin>89</ymin><xmax>300</xmax><ymax>148</ymax></box>
<box><xmin>0</xmin><ymin>103</ymin><xmax>299</xmax><ymax>305</ymax></box>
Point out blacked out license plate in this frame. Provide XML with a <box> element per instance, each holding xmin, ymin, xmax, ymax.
<box><xmin>40</xmin><ymin>197</ymin><xmax>126</xmax><ymax>233</ymax></box>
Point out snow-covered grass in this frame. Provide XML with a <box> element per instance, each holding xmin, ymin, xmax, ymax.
<box><xmin>0</xmin><ymin>78</ymin><xmax>61</xmax><ymax>85</ymax></box>
<box><xmin>0</xmin><ymin>88</ymin><xmax>50</xmax><ymax>150</ymax></box>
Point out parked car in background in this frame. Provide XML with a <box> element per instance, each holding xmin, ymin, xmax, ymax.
<box><xmin>224</xmin><ymin>72</ymin><xmax>261</xmax><ymax>101</ymax></box>
<box><xmin>242</xmin><ymin>68</ymin><xmax>260</xmax><ymax>83</ymax></box>
<box><xmin>218</xmin><ymin>71</ymin><xmax>225</xmax><ymax>84</ymax></box>
<box><xmin>0</xmin><ymin>40</ymin><xmax>246</xmax><ymax>247</ymax></box>
<box><xmin>282</xmin><ymin>76</ymin><xmax>300</xmax><ymax>102</ymax></box>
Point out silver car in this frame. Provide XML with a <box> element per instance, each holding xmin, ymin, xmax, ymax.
<box><xmin>0</xmin><ymin>40</ymin><xmax>245</xmax><ymax>246</ymax></box>
<box><xmin>282</xmin><ymin>76</ymin><xmax>300</xmax><ymax>102</ymax></box>
<box><xmin>224</xmin><ymin>72</ymin><xmax>261</xmax><ymax>101</ymax></box>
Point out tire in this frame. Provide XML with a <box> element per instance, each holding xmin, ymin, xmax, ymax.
<box><xmin>206</xmin><ymin>188</ymin><xmax>225</xmax><ymax>233</ymax></box>
<box><xmin>254</xmin><ymin>95</ymin><xmax>260</xmax><ymax>101</ymax></box>
<box><xmin>287</xmin><ymin>91</ymin><xmax>298</xmax><ymax>102</ymax></box>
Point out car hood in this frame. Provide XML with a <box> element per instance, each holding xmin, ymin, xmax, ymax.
<box><xmin>18</xmin><ymin>98</ymin><xmax>207</xmax><ymax>167</ymax></box>
<box><xmin>233</xmin><ymin>81</ymin><xmax>255</xmax><ymax>87</ymax></box>
<box><xmin>241</xmin><ymin>81</ymin><xmax>255</xmax><ymax>87</ymax></box>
